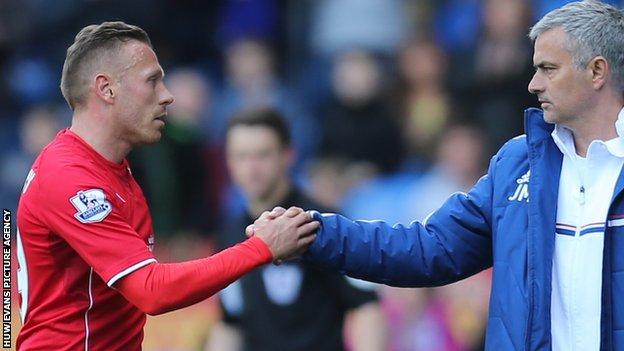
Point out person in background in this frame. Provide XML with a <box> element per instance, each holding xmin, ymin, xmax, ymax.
<box><xmin>210</xmin><ymin>38</ymin><xmax>317</xmax><ymax>166</ymax></box>
<box><xmin>16</xmin><ymin>21</ymin><xmax>318</xmax><ymax>351</ymax></box>
<box><xmin>0</xmin><ymin>105</ymin><xmax>62</xmax><ymax>210</ymax></box>
<box><xmin>130</xmin><ymin>68</ymin><xmax>216</xmax><ymax>238</ymax></box>
<box><xmin>449</xmin><ymin>0</ymin><xmax>535</xmax><ymax>151</ymax></box>
<box><xmin>319</xmin><ymin>49</ymin><xmax>403</xmax><ymax>174</ymax></box>
<box><xmin>256</xmin><ymin>1</ymin><xmax>624</xmax><ymax>349</ymax></box>
<box><xmin>207</xmin><ymin>107</ymin><xmax>386</xmax><ymax>351</ymax></box>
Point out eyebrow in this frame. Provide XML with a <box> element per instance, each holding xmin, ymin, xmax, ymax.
<box><xmin>147</xmin><ymin>69</ymin><xmax>164</xmax><ymax>80</ymax></box>
<box><xmin>533</xmin><ymin>61</ymin><xmax>557</xmax><ymax>69</ymax></box>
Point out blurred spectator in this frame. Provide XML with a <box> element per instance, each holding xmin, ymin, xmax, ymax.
<box><xmin>404</xmin><ymin>124</ymin><xmax>487</xmax><ymax>221</ymax></box>
<box><xmin>381</xmin><ymin>271</ymin><xmax>490</xmax><ymax>351</ymax></box>
<box><xmin>319</xmin><ymin>49</ymin><xmax>404</xmax><ymax>174</ymax></box>
<box><xmin>413</xmin><ymin>125</ymin><xmax>491</xmax><ymax>350</ymax></box>
<box><xmin>382</xmin><ymin>288</ymin><xmax>461</xmax><ymax>351</ymax></box>
<box><xmin>130</xmin><ymin>68</ymin><xmax>216</xmax><ymax>238</ymax></box>
<box><xmin>7</xmin><ymin>55</ymin><xmax>58</xmax><ymax>107</ymax></box>
<box><xmin>394</xmin><ymin>38</ymin><xmax>452</xmax><ymax>169</ymax></box>
<box><xmin>0</xmin><ymin>1</ymin><xmax>28</xmax><ymax>113</ymax></box>
<box><xmin>210</xmin><ymin>38</ymin><xmax>318</xmax><ymax>166</ymax></box>
<box><xmin>434</xmin><ymin>270</ymin><xmax>491</xmax><ymax>351</ymax></box>
<box><xmin>340</xmin><ymin>172</ymin><xmax>421</xmax><ymax>227</ymax></box>
<box><xmin>0</xmin><ymin>105</ymin><xmax>63</xmax><ymax>210</ymax></box>
<box><xmin>449</xmin><ymin>0</ymin><xmax>535</xmax><ymax>151</ymax></box>
<box><xmin>208</xmin><ymin>108</ymin><xmax>385</xmax><ymax>351</ymax></box>
<box><xmin>155</xmin><ymin>1</ymin><xmax>221</xmax><ymax>66</ymax></box>
<box><xmin>433</xmin><ymin>0</ymin><xmax>482</xmax><ymax>54</ymax></box>
<box><xmin>342</xmin><ymin>124</ymin><xmax>489</xmax><ymax>351</ymax></box>
<box><xmin>0</xmin><ymin>1</ymin><xmax>28</xmax><ymax>48</ymax></box>
<box><xmin>305</xmin><ymin>156</ymin><xmax>378</xmax><ymax>211</ymax></box>
<box><xmin>302</xmin><ymin>0</ymin><xmax>409</xmax><ymax>113</ymax></box>
<box><xmin>310</xmin><ymin>0</ymin><xmax>408</xmax><ymax>58</ymax></box>
<box><xmin>341</xmin><ymin>124</ymin><xmax>486</xmax><ymax>230</ymax></box>
<box><xmin>216</xmin><ymin>0</ymin><xmax>279</xmax><ymax>48</ymax></box>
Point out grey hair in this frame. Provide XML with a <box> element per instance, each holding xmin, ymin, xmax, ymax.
<box><xmin>529</xmin><ymin>0</ymin><xmax>624</xmax><ymax>91</ymax></box>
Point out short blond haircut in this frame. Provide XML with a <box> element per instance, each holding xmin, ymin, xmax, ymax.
<box><xmin>60</xmin><ymin>21</ymin><xmax>151</xmax><ymax>110</ymax></box>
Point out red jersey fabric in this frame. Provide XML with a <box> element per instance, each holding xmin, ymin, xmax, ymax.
<box><xmin>16</xmin><ymin>129</ymin><xmax>157</xmax><ymax>350</ymax></box>
<box><xmin>116</xmin><ymin>235</ymin><xmax>273</xmax><ymax>315</ymax></box>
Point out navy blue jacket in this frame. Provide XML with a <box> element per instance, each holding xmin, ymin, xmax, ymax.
<box><xmin>304</xmin><ymin>108</ymin><xmax>624</xmax><ymax>350</ymax></box>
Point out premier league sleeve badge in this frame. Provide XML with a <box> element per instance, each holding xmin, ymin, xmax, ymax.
<box><xmin>70</xmin><ymin>189</ymin><xmax>113</xmax><ymax>223</ymax></box>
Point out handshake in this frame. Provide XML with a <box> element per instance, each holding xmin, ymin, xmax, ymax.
<box><xmin>246</xmin><ymin>206</ymin><xmax>320</xmax><ymax>264</ymax></box>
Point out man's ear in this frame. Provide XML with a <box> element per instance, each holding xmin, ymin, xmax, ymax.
<box><xmin>588</xmin><ymin>56</ymin><xmax>609</xmax><ymax>90</ymax></box>
<box><xmin>94</xmin><ymin>73</ymin><xmax>115</xmax><ymax>104</ymax></box>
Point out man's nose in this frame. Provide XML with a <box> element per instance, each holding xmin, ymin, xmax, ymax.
<box><xmin>161</xmin><ymin>86</ymin><xmax>174</xmax><ymax>106</ymax></box>
<box><xmin>528</xmin><ymin>72</ymin><xmax>543</xmax><ymax>95</ymax></box>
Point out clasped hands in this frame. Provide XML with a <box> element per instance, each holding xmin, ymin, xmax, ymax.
<box><xmin>246</xmin><ymin>206</ymin><xmax>320</xmax><ymax>264</ymax></box>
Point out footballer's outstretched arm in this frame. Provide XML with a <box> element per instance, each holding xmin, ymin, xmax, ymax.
<box><xmin>116</xmin><ymin>207</ymin><xmax>318</xmax><ymax>315</ymax></box>
<box><xmin>38</xmin><ymin>170</ymin><xmax>318</xmax><ymax>316</ymax></box>
<box><xmin>116</xmin><ymin>236</ymin><xmax>272</xmax><ymax>315</ymax></box>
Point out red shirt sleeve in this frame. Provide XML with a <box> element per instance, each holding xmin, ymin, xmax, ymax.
<box><xmin>116</xmin><ymin>235</ymin><xmax>273</xmax><ymax>315</ymax></box>
<box><xmin>37</xmin><ymin>164</ymin><xmax>155</xmax><ymax>285</ymax></box>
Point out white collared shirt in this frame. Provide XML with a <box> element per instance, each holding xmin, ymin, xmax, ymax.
<box><xmin>551</xmin><ymin>108</ymin><xmax>624</xmax><ymax>351</ymax></box>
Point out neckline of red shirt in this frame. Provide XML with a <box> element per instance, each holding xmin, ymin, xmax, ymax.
<box><xmin>60</xmin><ymin>128</ymin><xmax>130</xmax><ymax>175</ymax></box>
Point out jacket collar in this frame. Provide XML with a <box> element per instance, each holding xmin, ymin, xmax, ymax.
<box><xmin>522</xmin><ymin>107</ymin><xmax>561</xmax><ymax>350</ymax></box>
<box><xmin>524</xmin><ymin>108</ymin><xmax>555</xmax><ymax>147</ymax></box>
<box><xmin>527</xmin><ymin>107</ymin><xmax>624</xmax><ymax>158</ymax></box>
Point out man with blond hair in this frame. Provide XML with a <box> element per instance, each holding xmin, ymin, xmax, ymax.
<box><xmin>16</xmin><ymin>22</ymin><xmax>317</xmax><ymax>350</ymax></box>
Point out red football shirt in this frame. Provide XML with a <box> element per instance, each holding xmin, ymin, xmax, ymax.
<box><xmin>16</xmin><ymin>129</ymin><xmax>157</xmax><ymax>350</ymax></box>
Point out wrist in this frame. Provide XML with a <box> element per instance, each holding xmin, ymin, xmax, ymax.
<box><xmin>245</xmin><ymin>235</ymin><xmax>274</xmax><ymax>263</ymax></box>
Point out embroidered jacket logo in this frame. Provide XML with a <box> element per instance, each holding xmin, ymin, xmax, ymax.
<box><xmin>508</xmin><ymin>169</ymin><xmax>530</xmax><ymax>202</ymax></box>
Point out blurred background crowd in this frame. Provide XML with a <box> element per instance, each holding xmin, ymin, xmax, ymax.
<box><xmin>2</xmin><ymin>0</ymin><xmax>623</xmax><ymax>350</ymax></box>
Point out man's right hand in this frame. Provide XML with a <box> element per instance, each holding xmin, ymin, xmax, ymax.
<box><xmin>251</xmin><ymin>206</ymin><xmax>319</xmax><ymax>261</ymax></box>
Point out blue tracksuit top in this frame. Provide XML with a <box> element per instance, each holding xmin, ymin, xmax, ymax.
<box><xmin>304</xmin><ymin>108</ymin><xmax>624</xmax><ymax>350</ymax></box>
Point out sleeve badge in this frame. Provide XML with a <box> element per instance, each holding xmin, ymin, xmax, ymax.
<box><xmin>70</xmin><ymin>189</ymin><xmax>113</xmax><ymax>223</ymax></box>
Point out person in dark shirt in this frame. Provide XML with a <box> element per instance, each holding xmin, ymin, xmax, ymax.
<box><xmin>206</xmin><ymin>108</ymin><xmax>386</xmax><ymax>351</ymax></box>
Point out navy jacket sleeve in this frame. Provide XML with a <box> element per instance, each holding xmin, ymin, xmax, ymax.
<box><xmin>303</xmin><ymin>156</ymin><xmax>497</xmax><ymax>288</ymax></box>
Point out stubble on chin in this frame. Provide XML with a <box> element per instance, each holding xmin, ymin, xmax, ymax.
<box><xmin>541</xmin><ymin>108</ymin><xmax>560</xmax><ymax>125</ymax></box>
<box><xmin>131</xmin><ymin>128</ymin><xmax>162</xmax><ymax>146</ymax></box>
<box><xmin>542</xmin><ymin>113</ymin><xmax>557</xmax><ymax>125</ymax></box>
<box><xmin>145</xmin><ymin>130</ymin><xmax>163</xmax><ymax>144</ymax></box>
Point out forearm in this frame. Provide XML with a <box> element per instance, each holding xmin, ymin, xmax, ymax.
<box><xmin>117</xmin><ymin>236</ymin><xmax>272</xmax><ymax>315</ymax></box>
<box><xmin>304</xmin><ymin>207</ymin><xmax>492</xmax><ymax>287</ymax></box>
<box><xmin>304</xmin><ymin>156</ymin><xmax>497</xmax><ymax>287</ymax></box>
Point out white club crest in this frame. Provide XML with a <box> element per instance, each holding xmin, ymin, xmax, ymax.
<box><xmin>508</xmin><ymin>169</ymin><xmax>530</xmax><ymax>202</ymax></box>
